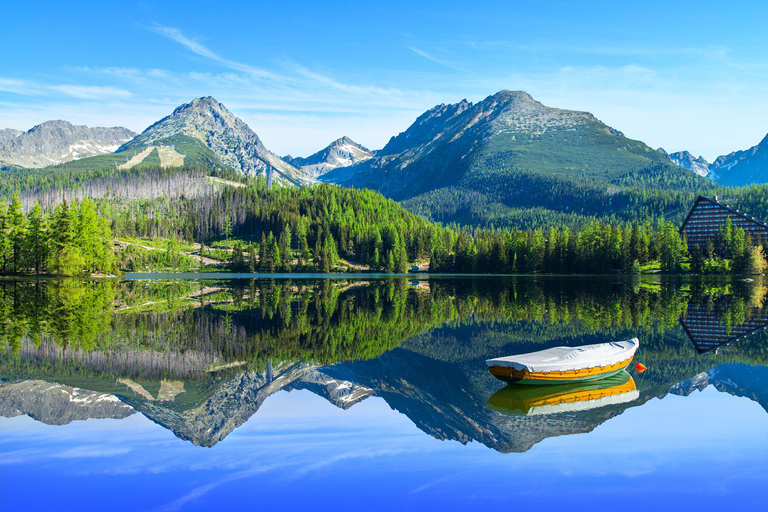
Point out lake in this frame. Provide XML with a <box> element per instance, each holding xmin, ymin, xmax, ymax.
<box><xmin>1</xmin><ymin>275</ymin><xmax>766</xmax><ymax>511</ymax></box>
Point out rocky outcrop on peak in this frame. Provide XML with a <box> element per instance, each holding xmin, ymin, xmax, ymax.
<box><xmin>119</xmin><ymin>97</ymin><xmax>314</xmax><ymax>186</ymax></box>
<box><xmin>707</xmin><ymin>133</ymin><xmax>768</xmax><ymax>186</ymax></box>
<box><xmin>0</xmin><ymin>380</ymin><xmax>135</xmax><ymax>425</ymax></box>
<box><xmin>287</xmin><ymin>368</ymin><xmax>374</xmax><ymax>409</ymax></box>
<box><xmin>286</xmin><ymin>136</ymin><xmax>373</xmax><ymax>178</ymax></box>
<box><xmin>659</xmin><ymin>149</ymin><xmax>711</xmax><ymax>177</ymax></box>
<box><xmin>0</xmin><ymin>121</ymin><xmax>135</xmax><ymax>168</ymax></box>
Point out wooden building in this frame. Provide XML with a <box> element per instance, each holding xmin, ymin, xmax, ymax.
<box><xmin>680</xmin><ymin>195</ymin><xmax>768</xmax><ymax>253</ymax></box>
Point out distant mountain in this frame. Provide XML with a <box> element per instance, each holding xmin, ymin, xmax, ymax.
<box><xmin>667</xmin><ymin>363</ymin><xmax>768</xmax><ymax>412</ymax></box>
<box><xmin>0</xmin><ymin>380</ymin><xmax>135</xmax><ymax>425</ymax></box>
<box><xmin>658</xmin><ymin>148</ymin><xmax>711</xmax><ymax>177</ymax></box>
<box><xmin>324</xmin><ymin>90</ymin><xmax>710</xmax><ymax>228</ymax></box>
<box><xmin>708</xmin><ymin>134</ymin><xmax>768</xmax><ymax>187</ymax></box>
<box><xmin>118</xmin><ymin>97</ymin><xmax>314</xmax><ymax>186</ymax></box>
<box><xmin>0</xmin><ymin>120</ymin><xmax>135</xmax><ymax>168</ymax></box>
<box><xmin>287</xmin><ymin>368</ymin><xmax>374</xmax><ymax>409</ymax></box>
<box><xmin>285</xmin><ymin>136</ymin><xmax>374</xmax><ymax>178</ymax></box>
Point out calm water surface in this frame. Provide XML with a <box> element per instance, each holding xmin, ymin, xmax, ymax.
<box><xmin>1</xmin><ymin>276</ymin><xmax>766</xmax><ymax>511</ymax></box>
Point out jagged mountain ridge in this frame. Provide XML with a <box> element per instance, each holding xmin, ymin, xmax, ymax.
<box><xmin>666</xmin><ymin>362</ymin><xmax>768</xmax><ymax>412</ymax></box>
<box><xmin>322</xmin><ymin>90</ymin><xmax>704</xmax><ymax>228</ymax></box>
<box><xmin>0</xmin><ymin>379</ymin><xmax>135</xmax><ymax>425</ymax></box>
<box><xmin>118</xmin><ymin>97</ymin><xmax>314</xmax><ymax>186</ymax></box>
<box><xmin>0</xmin><ymin>120</ymin><xmax>135</xmax><ymax>168</ymax></box>
<box><xmin>657</xmin><ymin>148</ymin><xmax>711</xmax><ymax>177</ymax></box>
<box><xmin>117</xmin><ymin>362</ymin><xmax>374</xmax><ymax>447</ymax></box>
<box><xmin>285</xmin><ymin>136</ymin><xmax>373</xmax><ymax>178</ymax></box>
<box><xmin>708</xmin><ymin>133</ymin><xmax>768</xmax><ymax>186</ymax></box>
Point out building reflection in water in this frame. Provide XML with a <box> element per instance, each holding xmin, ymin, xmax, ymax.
<box><xmin>680</xmin><ymin>294</ymin><xmax>768</xmax><ymax>354</ymax></box>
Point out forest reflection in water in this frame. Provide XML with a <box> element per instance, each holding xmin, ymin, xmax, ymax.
<box><xmin>1</xmin><ymin>275</ymin><xmax>767</xmax><ymax>452</ymax></box>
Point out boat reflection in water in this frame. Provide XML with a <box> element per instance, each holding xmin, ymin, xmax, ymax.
<box><xmin>486</xmin><ymin>370</ymin><xmax>639</xmax><ymax>416</ymax></box>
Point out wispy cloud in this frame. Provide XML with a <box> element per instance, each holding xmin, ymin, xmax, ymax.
<box><xmin>0</xmin><ymin>77</ymin><xmax>131</xmax><ymax>99</ymax></box>
<box><xmin>155</xmin><ymin>466</ymin><xmax>276</xmax><ymax>512</ymax></box>
<box><xmin>50</xmin><ymin>85</ymin><xmax>132</xmax><ymax>99</ymax></box>
<box><xmin>147</xmin><ymin>24</ymin><xmax>282</xmax><ymax>80</ymax></box>
<box><xmin>53</xmin><ymin>446</ymin><xmax>132</xmax><ymax>459</ymax></box>
<box><xmin>409</xmin><ymin>47</ymin><xmax>467</xmax><ymax>72</ymax></box>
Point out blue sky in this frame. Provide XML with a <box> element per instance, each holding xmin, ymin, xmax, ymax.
<box><xmin>1</xmin><ymin>0</ymin><xmax>766</xmax><ymax>160</ymax></box>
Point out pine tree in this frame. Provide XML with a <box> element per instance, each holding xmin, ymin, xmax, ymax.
<box><xmin>322</xmin><ymin>233</ymin><xmax>338</xmax><ymax>272</ymax></box>
<box><xmin>7</xmin><ymin>191</ymin><xmax>27</xmax><ymax>273</ymax></box>
<box><xmin>279</xmin><ymin>226</ymin><xmax>292</xmax><ymax>271</ymax></box>
<box><xmin>26</xmin><ymin>202</ymin><xmax>48</xmax><ymax>275</ymax></box>
<box><xmin>0</xmin><ymin>199</ymin><xmax>9</xmax><ymax>273</ymax></box>
<box><xmin>248</xmin><ymin>242</ymin><xmax>257</xmax><ymax>273</ymax></box>
<box><xmin>690</xmin><ymin>244</ymin><xmax>704</xmax><ymax>274</ymax></box>
<box><xmin>259</xmin><ymin>232</ymin><xmax>268</xmax><ymax>271</ymax></box>
<box><xmin>385</xmin><ymin>250</ymin><xmax>394</xmax><ymax>273</ymax></box>
<box><xmin>231</xmin><ymin>241</ymin><xmax>245</xmax><ymax>271</ymax></box>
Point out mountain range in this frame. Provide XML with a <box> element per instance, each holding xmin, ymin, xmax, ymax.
<box><xmin>2</xmin><ymin>91</ymin><xmax>766</xmax><ymax>228</ymax></box>
<box><xmin>0</xmin><ymin>379</ymin><xmax>135</xmax><ymax>425</ymax></box>
<box><xmin>0</xmin><ymin>120</ymin><xmax>134</xmax><ymax>169</ymax></box>
<box><xmin>658</xmin><ymin>134</ymin><xmax>768</xmax><ymax>186</ymax></box>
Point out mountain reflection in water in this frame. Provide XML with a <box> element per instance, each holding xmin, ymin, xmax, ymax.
<box><xmin>1</xmin><ymin>276</ymin><xmax>767</xmax><ymax>453</ymax></box>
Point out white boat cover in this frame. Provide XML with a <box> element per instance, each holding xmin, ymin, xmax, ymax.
<box><xmin>486</xmin><ymin>338</ymin><xmax>639</xmax><ymax>372</ymax></box>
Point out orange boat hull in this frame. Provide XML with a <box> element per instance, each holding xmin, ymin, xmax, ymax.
<box><xmin>488</xmin><ymin>355</ymin><xmax>635</xmax><ymax>385</ymax></box>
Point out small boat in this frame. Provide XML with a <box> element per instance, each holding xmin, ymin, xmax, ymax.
<box><xmin>486</xmin><ymin>370</ymin><xmax>638</xmax><ymax>416</ymax></box>
<box><xmin>486</xmin><ymin>338</ymin><xmax>639</xmax><ymax>385</ymax></box>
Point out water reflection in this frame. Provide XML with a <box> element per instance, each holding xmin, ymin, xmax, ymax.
<box><xmin>681</xmin><ymin>284</ymin><xmax>768</xmax><ymax>354</ymax></box>
<box><xmin>1</xmin><ymin>276</ymin><xmax>767</xmax><ymax>453</ymax></box>
<box><xmin>486</xmin><ymin>371</ymin><xmax>638</xmax><ymax>416</ymax></box>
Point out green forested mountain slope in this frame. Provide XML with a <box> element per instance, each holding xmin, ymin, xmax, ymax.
<box><xmin>325</xmin><ymin>91</ymin><xmax>717</xmax><ymax>228</ymax></box>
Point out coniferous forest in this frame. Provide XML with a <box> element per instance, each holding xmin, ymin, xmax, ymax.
<box><xmin>2</xmin><ymin>165</ymin><xmax>768</xmax><ymax>276</ymax></box>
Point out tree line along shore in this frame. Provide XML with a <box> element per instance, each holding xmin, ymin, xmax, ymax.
<box><xmin>1</xmin><ymin>182</ymin><xmax>766</xmax><ymax>277</ymax></box>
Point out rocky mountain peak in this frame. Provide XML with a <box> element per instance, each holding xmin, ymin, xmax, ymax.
<box><xmin>332</xmin><ymin>135</ymin><xmax>355</xmax><ymax>146</ymax></box>
<box><xmin>287</xmin><ymin>135</ymin><xmax>373</xmax><ymax>178</ymax></box>
<box><xmin>172</xmin><ymin>96</ymin><xmax>228</xmax><ymax>118</ymax></box>
<box><xmin>378</xmin><ymin>99</ymin><xmax>472</xmax><ymax>156</ymax></box>
<box><xmin>478</xmin><ymin>90</ymin><xmax>607</xmax><ymax>137</ymax></box>
<box><xmin>486</xmin><ymin>90</ymin><xmax>537</xmax><ymax>107</ymax></box>
<box><xmin>323</xmin><ymin>89</ymin><xmax>662</xmax><ymax>203</ymax></box>
<box><xmin>0</xmin><ymin>120</ymin><xmax>135</xmax><ymax>168</ymax></box>
<box><xmin>118</xmin><ymin>97</ymin><xmax>314</xmax><ymax>185</ymax></box>
<box><xmin>658</xmin><ymin>150</ymin><xmax>711</xmax><ymax>177</ymax></box>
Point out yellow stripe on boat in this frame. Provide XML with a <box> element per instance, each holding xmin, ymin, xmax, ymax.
<box><xmin>486</xmin><ymin>338</ymin><xmax>639</xmax><ymax>384</ymax></box>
